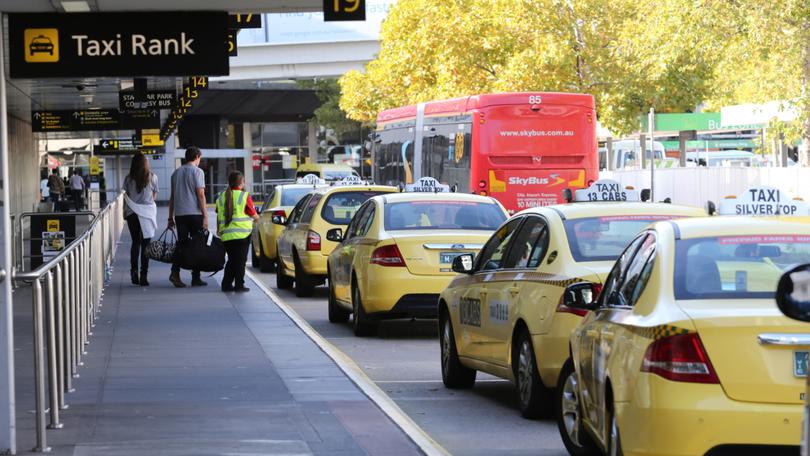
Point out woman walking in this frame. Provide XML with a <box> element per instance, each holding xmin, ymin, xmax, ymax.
<box><xmin>123</xmin><ymin>153</ymin><xmax>158</xmax><ymax>286</ymax></box>
<box><xmin>216</xmin><ymin>171</ymin><xmax>258</xmax><ymax>292</ymax></box>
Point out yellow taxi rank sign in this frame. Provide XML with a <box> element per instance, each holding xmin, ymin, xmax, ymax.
<box><xmin>405</xmin><ymin>177</ymin><xmax>450</xmax><ymax>193</ymax></box>
<box><xmin>718</xmin><ymin>186</ymin><xmax>809</xmax><ymax>216</ymax></box>
<box><xmin>574</xmin><ymin>179</ymin><xmax>639</xmax><ymax>202</ymax></box>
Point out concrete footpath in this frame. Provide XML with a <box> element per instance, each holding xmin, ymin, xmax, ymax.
<box><xmin>12</xmin><ymin>227</ymin><xmax>421</xmax><ymax>455</ymax></box>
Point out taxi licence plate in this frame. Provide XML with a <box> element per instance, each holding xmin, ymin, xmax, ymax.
<box><xmin>440</xmin><ymin>252</ymin><xmax>463</xmax><ymax>264</ymax></box>
<box><xmin>795</xmin><ymin>351</ymin><xmax>809</xmax><ymax>377</ymax></box>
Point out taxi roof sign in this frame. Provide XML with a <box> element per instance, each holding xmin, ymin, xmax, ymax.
<box><xmin>405</xmin><ymin>177</ymin><xmax>450</xmax><ymax>193</ymax></box>
<box><xmin>574</xmin><ymin>179</ymin><xmax>639</xmax><ymax>203</ymax></box>
<box><xmin>296</xmin><ymin>174</ymin><xmax>326</xmax><ymax>185</ymax></box>
<box><xmin>718</xmin><ymin>186</ymin><xmax>808</xmax><ymax>216</ymax></box>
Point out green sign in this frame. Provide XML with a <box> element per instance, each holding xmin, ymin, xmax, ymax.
<box><xmin>660</xmin><ymin>139</ymin><xmax>756</xmax><ymax>151</ymax></box>
<box><xmin>640</xmin><ymin>113</ymin><xmax>762</xmax><ymax>132</ymax></box>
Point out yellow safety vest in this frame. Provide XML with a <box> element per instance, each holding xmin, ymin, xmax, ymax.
<box><xmin>216</xmin><ymin>189</ymin><xmax>253</xmax><ymax>241</ymax></box>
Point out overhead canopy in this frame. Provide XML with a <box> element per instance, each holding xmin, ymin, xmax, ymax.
<box><xmin>0</xmin><ymin>1</ymin><xmax>320</xmax><ymax>13</ymax></box>
<box><xmin>186</xmin><ymin>89</ymin><xmax>320</xmax><ymax>122</ymax></box>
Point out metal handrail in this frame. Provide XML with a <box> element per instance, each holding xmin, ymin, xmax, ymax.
<box><xmin>12</xmin><ymin>190</ymin><xmax>125</xmax><ymax>452</ymax></box>
<box><xmin>15</xmin><ymin>211</ymin><xmax>96</xmax><ymax>274</ymax></box>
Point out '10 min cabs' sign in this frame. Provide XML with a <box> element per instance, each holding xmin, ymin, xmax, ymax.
<box><xmin>719</xmin><ymin>187</ymin><xmax>809</xmax><ymax>216</ymax></box>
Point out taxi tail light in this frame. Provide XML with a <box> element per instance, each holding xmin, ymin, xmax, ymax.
<box><xmin>306</xmin><ymin>230</ymin><xmax>321</xmax><ymax>251</ymax></box>
<box><xmin>641</xmin><ymin>333</ymin><xmax>719</xmax><ymax>384</ymax></box>
<box><xmin>370</xmin><ymin>244</ymin><xmax>406</xmax><ymax>267</ymax></box>
<box><xmin>556</xmin><ymin>283</ymin><xmax>602</xmax><ymax>317</ymax></box>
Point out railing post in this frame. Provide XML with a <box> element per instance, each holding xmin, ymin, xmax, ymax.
<box><xmin>71</xmin><ymin>252</ymin><xmax>82</xmax><ymax>369</ymax></box>
<box><xmin>44</xmin><ymin>271</ymin><xmax>61</xmax><ymax>430</ymax></box>
<box><xmin>54</xmin><ymin>263</ymin><xmax>69</xmax><ymax>403</ymax></box>
<box><xmin>63</xmin><ymin>261</ymin><xmax>74</xmax><ymax>390</ymax></box>
<box><xmin>31</xmin><ymin>278</ymin><xmax>50</xmax><ymax>452</ymax></box>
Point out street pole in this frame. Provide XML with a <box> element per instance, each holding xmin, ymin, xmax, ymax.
<box><xmin>648</xmin><ymin>108</ymin><xmax>655</xmax><ymax>201</ymax></box>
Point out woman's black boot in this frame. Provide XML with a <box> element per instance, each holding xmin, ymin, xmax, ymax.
<box><xmin>139</xmin><ymin>271</ymin><xmax>150</xmax><ymax>286</ymax></box>
<box><xmin>130</xmin><ymin>270</ymin><xmax>139</xmax><ymax>285</ymax></box>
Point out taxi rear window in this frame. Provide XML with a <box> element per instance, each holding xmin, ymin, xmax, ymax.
<box><xmin>321</xmin><ymin>191</ymin><xmax>386</xmax><ymax>225</ymax></box>
<box><xmin>384</xmin><ymin>201</ymin><xmax>505</xmax><ymax>231</ymax></box>
<box><xmin>281</xmin><ymin>187</ymin><xmax>311</xmax><ymax>206</ymax></box>
<box><xmin>564</xmin><ymin>215</ymin><xmax>676</xmax><ymax>262</ymax></box>
<box><xmin>675</xmin><ymin>235</ymin><xmax>810</xmax><ymax>300</ymax></box>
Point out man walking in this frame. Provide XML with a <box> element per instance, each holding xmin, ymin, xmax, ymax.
<box><xmin>47</xmin><ymin>168</ymin><xmax>64</xmax><ymax>211</ymax></box>
<box><xmin>168</xmin><ymin>146</ymin><xmax>208</xmax><ymax>287</ymax></box>
<box><xmin>69</xmin><ymin>169</ymin><xmax>86</xmax><ymax>211</ymax></box>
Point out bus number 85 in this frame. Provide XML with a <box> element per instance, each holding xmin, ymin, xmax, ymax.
<box><xmin>528</xmin><ymin>95</ymin><xmax>542</xmax><ymax>104</ymax></box>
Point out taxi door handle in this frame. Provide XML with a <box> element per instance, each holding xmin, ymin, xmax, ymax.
<box><xmin>586</xmin><ymin>330</ymin><xmax>599</xmax><ymax>338</ymax></box>
<box><xmin>602</xmin><ymin>332</ymin><xmax>615</xmax><ymax>341</ymax></box>
<box><xmin>509</xmin><ymin>287</ymin><xmax>520</xmax><ymax>296</ymax></box>
<box><xmin>479</xmin><ymin>290</ymin><xmax>488</xmax><ymax>297</ymax></box>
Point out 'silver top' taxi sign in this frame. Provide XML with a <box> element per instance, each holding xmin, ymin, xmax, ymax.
<box><xmin>9</xmin><ymin>12</ymin><xmax>229</xmax><ymax>78</ymax></box>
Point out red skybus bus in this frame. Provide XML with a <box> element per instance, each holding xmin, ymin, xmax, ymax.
<box><xmin>372</xmin><ymin>92</ymin><xmax>598</xmax><ymax>213</ymax></box>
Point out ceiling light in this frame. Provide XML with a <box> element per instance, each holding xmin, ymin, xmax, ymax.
<box><xmin>61</xmin><ymin>1</ymin><xmax>91</xmax><ymax>12</ymax></box>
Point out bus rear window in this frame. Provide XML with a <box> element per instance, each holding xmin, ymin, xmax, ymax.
<box><xmin>564</xmin><ymin>216</ymin><xmax>675</xmax><ymax>262</ymax></box>
<box><xmin>384</xmin><ymin>201</ymin><xmax>505</xmax><ymax>231</ymax></box>
<box><xmin>675</xmin><ymin>235</ymin><xmax>810</xmax><ymax>300</ymax></box>
<box><xmin>322</xmin><ymin>191</ymin><xmax>386</xmax><ymax>225</ymax></box>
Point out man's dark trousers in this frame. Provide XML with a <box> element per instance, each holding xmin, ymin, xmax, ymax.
<box><xmin>171</xmin><ymin>214</ymin><xmax>204</xmax><ymax>280</ymax></box>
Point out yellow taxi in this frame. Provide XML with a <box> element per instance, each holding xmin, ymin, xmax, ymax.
<box><xmin>439</xmin><ymin>179</ymin><xmax>705</xmax><ymax>420</ymax></box>
<box><xmin>561</xmin><ymin>186</ymin><xmax>810</xmax><ymax>456</ymax></box>
<box><xmin>275</xmin><ymin>177</ymin><xmax>397</xmax><ymax>297</ymax></box>
<box><xmin>250</xmin><ymin>175</ymin><xmax>328</xmax><ymax>272</ymax></box>
<box><xmin>326</xmin><ymin>177</ymin><xmax>508</xmax><ymax>336</ymax></box>
<box><xmin>295</xmin><ymin>162</ymin><xmax>358</xmax><ymax>182</ymax></box>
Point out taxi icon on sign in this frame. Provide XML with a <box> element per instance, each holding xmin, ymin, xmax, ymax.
<box><xmin>24</xmin><ymin>29</ymin><xmax>59</xmax><ymax>63</ymax></box>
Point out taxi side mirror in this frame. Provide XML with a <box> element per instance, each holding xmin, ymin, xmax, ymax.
<box><xmin>640</xmin><ymin>189</ymin><xmax>651</xmax><ymax>202</ymax></box>
<box><xmin>452</xmin><ymin>253</ymin><xmax>475</xmax><ymax>274</ymax></box>
<box><xmin>562</xmin><ymin>282</ymin><xmax>599</xmax><ymax>311</ymax></box>
<box><xmin>776</xmin><ymin>264</ymin><xmax>810</xmax><ymax>322</ymax></box>
<box><xmin>272</xmin><ymin>215</ymin><xmax>287</xmax><ymax>226</ymax></box>
<box><xmin>326</xmin><ymin>228</ymin><xmax>343</xmax><ymax>242</ymax></box>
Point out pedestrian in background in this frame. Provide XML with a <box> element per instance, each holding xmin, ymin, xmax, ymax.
<box><xmin>216</xmin><ymin>171</ymin><xmax>258</xmax><ymax>292</ymax></box>
<box><xmin>40</xmin><ymin>170</ymin><xmax>49</xmax><ymax>202</ymax></box>
<box><xmin>47</xmin><ymin>168</ymin><xmax>64</xmax><ymax>210</ymax></box>
<box><xmin>69</xmin><ymin>168</ymin><xmax>85</xmax><ymax>211</ymax></box>
<box><xmin>123</xmin><ymin>153</ymin><xmax>158</xmax><ymax>286</ymax></box>
<box><xmin>168</xmin><ymin>146</ymin><xmax>208</xmax><ymax>288</ymax></box>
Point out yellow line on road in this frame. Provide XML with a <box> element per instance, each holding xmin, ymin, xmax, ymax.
<box><xmin>247</xmin><ymin>270</ymin><xmax>450</xmax><ymax>456</ymax></box>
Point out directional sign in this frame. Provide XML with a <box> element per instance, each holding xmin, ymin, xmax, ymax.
<box><xmin>119</xmin><ymin>90</ymin><xmax>175</xmax><ymax>111</ymax></box>
<box><xmin>8</xmin><ymin>12</ymin><xmax>230</xmax><ymax>78</ymax></box>
<box><xmin>32</xmin><ymin>109</ymin><xmax>158</xmax><ymax>132</ymax></box>
<box><xmin>227</xmin><ymin>30</ymin><xmax>238</xmax><ymax>57</ymax></box>
<box><xmin>323</xmin><ymin>0</ymin><xmax>366</xmax><ymax>21</ymax></box>
<box><xmin>160</xmin><ymin>76</ymin><xmax>208</xmax><ymax>140</ymax></box>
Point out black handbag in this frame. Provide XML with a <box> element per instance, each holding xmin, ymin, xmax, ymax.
<box><xmin>146</xmin><ymin>228</ymin><xmax>177</xmax><ymax>263</ymax></box>
<box><xmin>175</xmin><ymin>229</ymin><xmax>226</xmax><ymax>272</ymax></box>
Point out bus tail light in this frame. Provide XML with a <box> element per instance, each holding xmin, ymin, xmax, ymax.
<box><xmin>641</xmin><ymin>333</ymin><xmax>719</xmax><ymax>384</ymax></box>
<box><xmin>478</xmin><ymin>180</ymin><xmax>487</xmax><ymax>189</ymax></box>
<box><xmin>370</xmin><ymin>244</ymin><xmax>406</xmax><ymax>267</ymax></box>
<box><xmin>556</xmin><ymin>283</ymin><xmax>601</xmax><ymax>317</ymax></box>
<box><xmin>306</xmin><ymin>230</ymin><xmax>321</xmax><ymax>251</ymax></box>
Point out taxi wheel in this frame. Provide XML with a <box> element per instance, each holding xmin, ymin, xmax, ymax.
<box><xmin>607</xmin><ymin>398</ymin><xmax>623</xmax><ymax>456</ymax></box>
<box><xmin>294</xmin><ymin>252</ymin><xmax>314</xmax><ymax>298</ymax></box>
<box><xmin>556</xmin><ymin>359</ymin><xmax>598</xmax><ymax>456</ymax></box>
<box><xmin>276</xmin><ymin>257</ymin><xmax>294</xmax><ymax>290</ymax></box>
<box><xmin>259</xmin><ymin>251</ymin><xmax>275</xmax><ymax>273</ymax></box>
<box><xmin>328</xmin><ymin>272</ymin><xmax>349</xmax><ymax>323</ymax></box>
<box><xmin>514</xmin><ymin>331</ymin><xmax>552</xmax><ymax>419</ymax></box>
<box><xmin>440</xmin><ymin>314</ymin><xmax>476</xmax><ymax>388</ymax></box>
<box><xmin>352</xmin><ymin>285</ymin><xmax>377</xmax><ymax>337</ymax></box>
<box><xmin>251</xmin><ymin>243</ymin><xmax>260</xmax><ymax>268</ymax></box>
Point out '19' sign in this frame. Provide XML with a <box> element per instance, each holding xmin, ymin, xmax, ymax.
<box><xmin>323</xmin><ymin>0</ymin><xmax>366</xmax><ymax>21</ymax></box>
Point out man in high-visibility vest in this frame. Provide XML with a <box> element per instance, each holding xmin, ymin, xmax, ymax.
<box><xmin>216</xmin><ymin>171</ymin><xmax>259</xmax><ymax>292</ymax></box>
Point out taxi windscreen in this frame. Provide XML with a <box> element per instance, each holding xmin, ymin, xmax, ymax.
<box><xmin>281</xmin><ymin>188</ymin><xmax>312</xmax><ymax>206</ymax></box>
<box><xmin>564</xmin><ymin>215</ymin><xmax>676</xmax><ymax>262</ymax></box>
<box><xmin>384</xmin><ymin>201</ymin><xmax>505</xmax><ymax>231</ymax></box>
<box><xmin>675</xmin><ymin>235</ymin><xmax>810</xmax><ymax>300</ymax></box>
<box><xmin>322</xmin><ymin>191</ymin><xmax>385</xmax><ymax>225</ymax></box>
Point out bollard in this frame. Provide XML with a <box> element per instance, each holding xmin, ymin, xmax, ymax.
<box><xmin>31</xmin><ymin>279</ymin><xmax>50</xmax><ymax>452</ymax></box>
<box><xmin>44</xmin><ymin>271</ymin><xmax>62</xmax><ymax>429</ymax></box>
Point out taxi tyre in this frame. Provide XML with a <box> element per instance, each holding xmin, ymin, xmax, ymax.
<box><xmin>259</xmin><ymin>249</ymin><xmax>275</xmax><ymax>273</ymax></box>
<box><xmin>293</xmin><ymin>251</ymin><xmax>314</xmax><ymax>298</ymax></box>
<box><xmin>352</xmin><ymin>282</ymin><xmax>377</xmax><ymax>337</ymax></box>
<box><xmin>276</xmin><ymin>248</ymin><xmax>294</xmax><ymax>290</ymax></box>
<box><xmin>251</xmin><ymin>242</ymin><xmax>260</xmax><ymax>268</ymax></box>
<box><xmin>556</xmin><ymin>358</ymin><xmax>598</xmax><ymax>456</ymax></box>
<box><xmin>514</xmin><ymin>329</ymin><xmax>553</xmax><ymax>419</ymax></box>
<box><xmin>439</xmin><ymin>308</ymin><xmax>476</xmax><ymax>388</ymax></box>
<box><xmin>327</xmin><ymin>269</ymin><xmax>349</xmax><ymax>323</ymax></box>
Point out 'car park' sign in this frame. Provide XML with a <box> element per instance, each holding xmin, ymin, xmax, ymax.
<box><xmin>8</xmin><ymin>12</ymin><xmax>229</xmax><ymax>78</ymax></box>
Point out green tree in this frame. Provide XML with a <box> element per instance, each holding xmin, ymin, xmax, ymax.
<box><xmin>340</xmin><ymin>0</ymin><xmax>724</xmax><ymax>135</ymax></box>
<box><xmin>298</xmin><ymin>78</ymin><xmax>368</xmax><ymax>140</ymax></box>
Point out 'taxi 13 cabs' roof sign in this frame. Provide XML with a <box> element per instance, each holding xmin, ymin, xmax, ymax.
<box><xmin>8</xmin><ymin>12</ymin><xmax>230</xmax><ymax>78</ymax></box>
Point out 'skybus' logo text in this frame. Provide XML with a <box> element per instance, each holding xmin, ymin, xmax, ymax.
<box><xmin>508</xmin><ymin>177</ymin><xmax>549</xmax><ymax>186</ymax></box>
